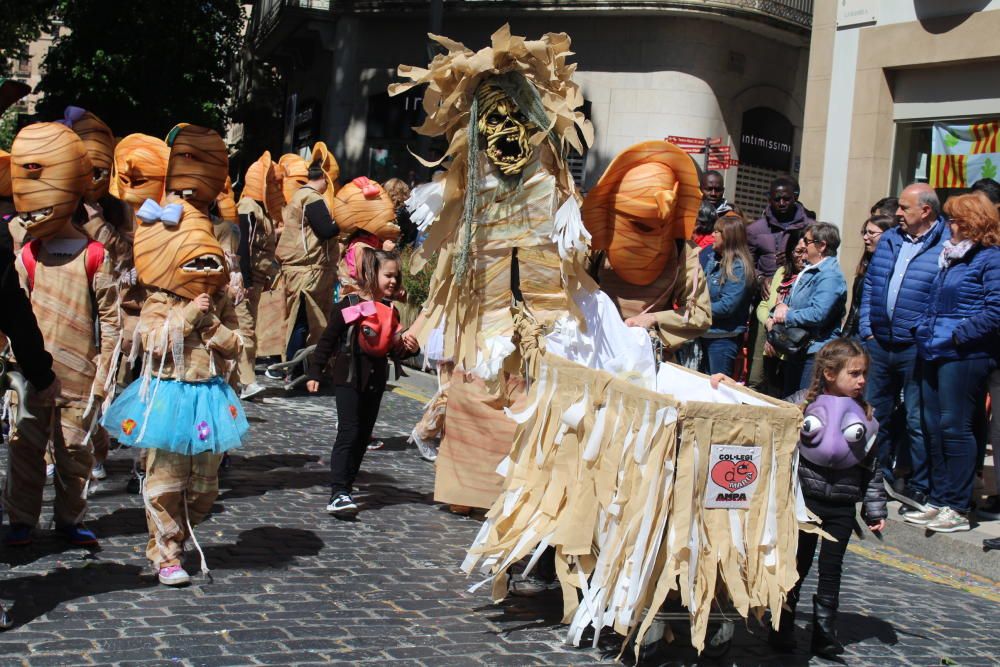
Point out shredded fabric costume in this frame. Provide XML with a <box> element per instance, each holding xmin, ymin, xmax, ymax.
<box><xmin>391</xmin><ymin>24</ymin><xmax>595</xmax><ymax>509</ymax></box>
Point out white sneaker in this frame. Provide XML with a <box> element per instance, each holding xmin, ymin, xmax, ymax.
<box><xmin>240</xmin><ymin>383</ymin><xmax>266</xmax><ymax>400</ymax></box>
<box><xmin>326</xmin><ymin>493</ymin><xmax>358</xmax><ymax>516</ymax></box>
<box><xmin>413</xmin><ymin>437</ymin><xmax>438</xmax><ymax>462</ymax></box>
<box><xmin>158</xmin><ymin>564</ymin><xmax>191</xmax><ymax>586</ymax></box>
<box><xmin>91</xmin><ymin>463</ymin><xmax>107</xmax><ymax>480</ymax></box>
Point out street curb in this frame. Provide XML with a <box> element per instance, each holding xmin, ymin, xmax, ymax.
<box><xmin>876</xmin><ymin>516</ymin><xmax>1000</xmax><ymax>583</ymax></box>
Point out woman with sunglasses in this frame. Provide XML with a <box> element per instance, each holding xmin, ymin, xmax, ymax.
<box><xmin>843</xmin><ymin>214</ymin><xmax>896</xmax><ymax>338</ymax></box>
<box><xmin>768</xmin><ymin>222</ymin><xmax>848</xmax><ymax>395</ymax></box>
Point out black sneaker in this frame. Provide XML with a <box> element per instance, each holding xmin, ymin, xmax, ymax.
<box><xmin>326</xmin><ymin>493</ymin><xmax>358</xmax><ymax>516</ymax></box>
<box><xmin>126</xmin><ymin>471</ymin><xmax>145</xmax><ymax>495</ymax></box>
<box><xmin>976</xmin><ymin>495</ymin><xmax>1000</xmax><ymax>521</ymax></box>
<box><xmin>507</xmin><ymin>572</ymin><xmax>559</xmax><ymax>597</ymax></box>
<box><xmin>884</xmin><ymin>481</ymin><xmax>928</xmax><ymax>511</ymax></box>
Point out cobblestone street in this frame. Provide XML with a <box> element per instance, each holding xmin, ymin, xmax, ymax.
<box><xmin>0</xmin><ymin>383</ymin><xmax>997</xmax><ymax>666</ymax></box>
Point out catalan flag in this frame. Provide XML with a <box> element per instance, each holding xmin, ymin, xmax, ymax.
<box><xmin>931</xmin><ymin>121</ymin><xmax>1000</xmax><ymax>188</ymax></box>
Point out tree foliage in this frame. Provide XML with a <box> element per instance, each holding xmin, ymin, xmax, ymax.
<box><xmin>0</xmin><ymin>0</ymin><xmax>58</xmax><ymax>77</ymax></box>
<box><xmin>36</xmin><ymin>0</ymin><xmax>244</xmax><ymax>136</ymax></box>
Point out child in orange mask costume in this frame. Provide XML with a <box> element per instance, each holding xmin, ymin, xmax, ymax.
<box><xmin>102</xmin><ymin>124</ymin><xmax>248</xmax><ymax>587</ymax></box>
<box><xmin>3</xmin><ymin>122</ymin><xmax>120</xmax><ymax>548</ymax></box>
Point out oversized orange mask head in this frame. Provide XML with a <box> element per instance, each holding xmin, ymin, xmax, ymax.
<box><xmin>311</xmin><ymin>141</ymin><xmax>340</xmax><ymax>211</ymax></box>
<box><xmin>582</xmin><ymin>141</ymin><xmax>702</xmax><ymax>286</ymax></box>
<box><xmin>332</xmin><ymin>177</ymin><xmax>400</xmax><ymax>241</ymax></box>
<box><xmin>0</xmin><ymin>149</ymin><xmax>11</xmax><ymax>198</ymax></box>
<box><xmin>165</xmin><ymin>124</ymin><xmax>229</xmax><ymax>211</ymax></box>
<box><xmin>133</xmin><ymin>198</ymin><xmax>227</xmax><ymax>299</ymax></box>
<box><xmin>279</xmin><ymin>153</ymin><xmax>308</xmax><ymax>203</ymax></box>
<box><xmin>242</xmin><ymin>150</ymin><xmax>285</xmax><ymax>221</ymax></box>
<box><xmin>11</xmin><ymin>122</ymin><xmax>91</xmax><ymax>240</ymax></box>
<box><xmin>110</xmin><ymin>133</ymin><xmax>170</xmax><ymax>207</ymax></box>
<box><xmin>216</xmin><ymin>176</ymin><xmax>238</xmax><ymax>224</ymax></box>
<box><xmin>59</xmin><ymin>106</ymin><xmax>114</xmax><ymax>202</ymax></box>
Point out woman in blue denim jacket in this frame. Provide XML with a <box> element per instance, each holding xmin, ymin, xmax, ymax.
<box><xmin>908</xmin><ymin>193</ymin><xmax>1000</xmax><ymax>533</ymax></box>
<box><xmin>698</xmin><ymin>215</ymin><xmax>756</xmax><ymax>375</ymax></box>
<box><xmin>768</xmin><ymin>222</ymin><xmax>847</xmax><ymax>395</ymax></box>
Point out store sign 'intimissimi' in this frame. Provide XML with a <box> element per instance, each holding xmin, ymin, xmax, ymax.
<box><xmin>739</xmin><ymin>107</ymin><xmax>794</xmax><ymax>171</ymax></box>
<box><xmin>741</xmin><ymin>134</ymin><xmax>792</xmax><ymax>154</ymax></box>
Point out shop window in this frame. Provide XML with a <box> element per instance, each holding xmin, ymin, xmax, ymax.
<box><xmin>891</xmin><ymin>117</ymin><xmax>1000</xmax><ymax>202</ymax></box>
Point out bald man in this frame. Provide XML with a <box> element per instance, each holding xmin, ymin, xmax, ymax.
<box><xmin>859</xmin><ymin>182</ymin><xmax>949</xmax><ymax>520</ymax></box>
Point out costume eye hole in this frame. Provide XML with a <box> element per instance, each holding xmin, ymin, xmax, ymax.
<box><xmin>843</xmin><ymin>422</ymin><xmax>866</xmax><ymax>443</ymax></box>
<box><xmin>802</xmin><ymin>415</ymin><xmax>823</xmax><ymax>434</ymax></box>
<box><xmin>22</xmin><ymin>163</ymin><xmax>42</xmax><ymax>170</ymax></box>
<box><xmin>486</xmin><ymin>113</ymin><xmax>503</xmax><ymax>125</ymax></box>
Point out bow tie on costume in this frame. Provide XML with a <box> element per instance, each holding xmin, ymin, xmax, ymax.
<box><xmin>342</xmin><ymin>299</ymin><xmax>377</xmax><ymax>324</ymax></box>
<box><xmin>56</xmin><ymin>105</ymin><xmax>87</xmax><ymax>128</ymax></box>
<box><xmin>136</xmin><ymin>199</ymin><xmax>184</xmax><ymax>226</ymax></box>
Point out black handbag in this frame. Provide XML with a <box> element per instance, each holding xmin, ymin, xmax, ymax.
<box><xmin>766</xmin><ymin>323</ymin><xmax>812</xmax><ymax>357</ymax></box>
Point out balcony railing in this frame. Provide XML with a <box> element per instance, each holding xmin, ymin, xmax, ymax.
<box><xmin>250</xmin><ymin>0</ymin><xmax>333</xmax><ymax>46</ymax></box>
<box><xmin>250</xmin><ymin>0</ymin><xmax>812</xmax><ymax>46</ymax></box>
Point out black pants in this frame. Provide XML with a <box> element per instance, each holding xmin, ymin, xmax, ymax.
<box><xmin>330</xmin><ymin>383</ymin><xmax>385</xmax><ymax>496</ymax></box>
<box><xmin>793</xmin><ymin>502</ymin><xmax>855</xmax><ymax>605</ymax></box>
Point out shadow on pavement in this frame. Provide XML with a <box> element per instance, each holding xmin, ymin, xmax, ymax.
<box><xmin>221</xmin><ymin>452</ymin><xmax>320</xmax><ymax>471</ymax></box>
<box><xmin>198</xmin><ymin>526</ymin><xmax>324</xmax><ymax>569</ymax></box>
<box><xmin>0</xmin><ymin>562</ymin><xmax>153</xmax><ymax>628</ymax></box>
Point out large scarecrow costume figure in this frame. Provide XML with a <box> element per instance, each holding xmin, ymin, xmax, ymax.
<box><xmin>390</xmin><ymin>25</ymin><xmax>596</xmax><ymax>510</ymax></box>
<box><xmin>3</xmin><ymin>122</ymin><xmax>120</xmax><ymax>546</ymax></box>
<box><xmin>103</xmin><ymin>124</ymin><xmax>248</xmax><ymax>587</ymax></box>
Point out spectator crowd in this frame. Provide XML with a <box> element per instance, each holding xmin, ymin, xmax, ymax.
<box><xmin>693</xmin><ymin>170</ymin><xmax>1000</xmax><ymax>533</ymax></box>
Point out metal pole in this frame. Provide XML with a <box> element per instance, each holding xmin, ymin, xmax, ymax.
<box><xmin>430</xmin><ymin>0</ymin><xmax>443</xmax><ymax>34</ymax></box>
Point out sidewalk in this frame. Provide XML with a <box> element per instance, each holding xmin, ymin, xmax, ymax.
<box><xmin>390</xmin><ymin>368</ymin><xmax>1000</xmax><ymax>583</ymax></box>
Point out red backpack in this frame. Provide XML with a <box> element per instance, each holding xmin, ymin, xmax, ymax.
<box><xmin>20</xmin><ymin>238</ymin><xmax>104</xmax><ymax>292</ymax></box>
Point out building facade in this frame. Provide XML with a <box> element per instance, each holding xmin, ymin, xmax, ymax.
<box><xmin>799</xmin><ymin>0</ymin><xmax>1000</xmax><ymax>276</ymax></box>
<box><xmin>245</xmin><ymin>0</ymin><xmax>811</xmax><ymax>214</ymax></box>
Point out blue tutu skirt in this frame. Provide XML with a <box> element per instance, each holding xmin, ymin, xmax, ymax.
<box><xmin>103</xmin><ymin>376</ymin><xmax>248</xmax><ymax>455</ymax></box>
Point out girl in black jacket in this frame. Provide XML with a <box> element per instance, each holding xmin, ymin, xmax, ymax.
<box><xmin>306</xmin><ymin>249</ymin><xmax>419</xmax><ymax>516</ymax></box>
<box><xmin>772</xmin><ymin>338</ymin><xmax>887</xmax><ymax>657</ymax></box>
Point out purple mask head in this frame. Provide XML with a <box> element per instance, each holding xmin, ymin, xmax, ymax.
<box><xmin>799</xmin><ymin>395</ymin><xmax>878</xmax><ymax>469</ymax></box>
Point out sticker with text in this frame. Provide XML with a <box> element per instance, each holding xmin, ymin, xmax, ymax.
<box><xmin>704</xmin><ymin>444</ymin><xmax>762</xmax><ymax>509</ymax></box>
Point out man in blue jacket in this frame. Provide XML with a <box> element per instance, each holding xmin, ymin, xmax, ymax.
<box><xmin>860</xmin><ymin>183</ymin><xmax>949</xmax><ymax>514</ymax></box>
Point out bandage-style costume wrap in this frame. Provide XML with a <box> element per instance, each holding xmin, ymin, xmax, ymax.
<box><xmin>235</xmin><ymin>151</ymin><xmax>282</xmax><ymax>382</ymax></box>
<box><xmin>275</xmin><ymin>147</ymin><xmax>341</xmax><ymax>357</ymax></box>
<box><xmin>3</xmin><ymin>122</ymin><xmax>120</xmax><ymax>528</ymax></box>
<box><xmin>391</xmin><ymin>25</ymin><xmax>596</xmax><ymax>509</ymax></box>
<box><xmin>583</xmin><ymin>140</ymin><xmax>711</xmax><ymax>354</ymax></box>
<box><xmin>102</xmin><ymin>124</ymin><xmax>247</xmax><ymax>573</ymax></box>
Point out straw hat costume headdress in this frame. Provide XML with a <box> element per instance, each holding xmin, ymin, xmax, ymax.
<box><xmin>389</xmin><ymin>24</ymin><xmax>596</xmax><ymax>369</ymax></box>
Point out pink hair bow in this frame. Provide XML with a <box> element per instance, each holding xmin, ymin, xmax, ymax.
<box><xmin>342</xmin><ymin>299</ymin><xmax>377</xmax><ymax>324</ymax></box>
<box><xmin>351</xmin><ymin>176</ymin><xmax>381</xmax><ymax>198</ymax></box>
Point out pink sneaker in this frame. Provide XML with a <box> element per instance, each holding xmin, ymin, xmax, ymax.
<box><xmin>158</xmin><ymin>564</ymin><xmax>191</xmax><ymax>586</ymax></box>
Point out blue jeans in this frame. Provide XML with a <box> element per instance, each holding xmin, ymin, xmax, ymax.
<box><xmin>864</xmin><ymin>339</ymin><xmax>926</xmax><ymax>492</ymax></box>
<box><xmin>921</xmin><ymin>356</ymin><xmax>996</xmax><ymax>513</ymax></box>
<box><xmin>701</xmin><ymin>336</ymin><xmax>740</xmax><ymax>376</ymax></box>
